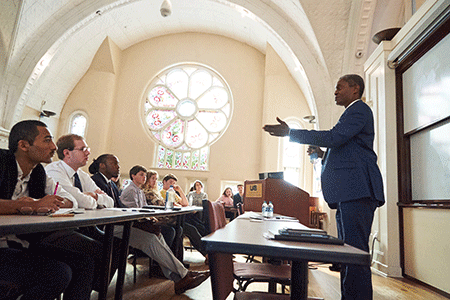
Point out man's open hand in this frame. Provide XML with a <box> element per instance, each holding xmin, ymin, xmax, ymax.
<box><xmin>263</xmin><ymin>117</ymin><xmax>290</xmax><ymax>137</ymax></box>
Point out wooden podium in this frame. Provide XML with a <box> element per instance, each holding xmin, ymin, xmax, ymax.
<box><xmin>243</xmin><ymin>178</ymin><xmax>313</xmax><ymax>227</ymax></box>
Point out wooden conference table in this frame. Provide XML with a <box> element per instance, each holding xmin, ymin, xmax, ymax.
<box><xmin>0</xmin><ymin>206</ymin><xmax>202</xmax><ymax>300</ymax></box>
<box><xmin>202</xmin><ymin>212</ymin><xmax>370</xmax><ymax>300</ymax></box>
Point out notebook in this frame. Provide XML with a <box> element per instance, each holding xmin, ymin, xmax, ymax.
<box><xmin>265</xmin><ymin>228</ymin><xmax>344</xmax><ymax>245</ymax></box>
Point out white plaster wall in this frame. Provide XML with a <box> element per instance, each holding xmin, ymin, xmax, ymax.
<box><xmin>403</xmin><ymin>208</ymin><xmax>450</xmax><ymax>293</ymax></box>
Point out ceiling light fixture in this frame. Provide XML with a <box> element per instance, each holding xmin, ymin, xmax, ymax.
<box><xmin>160</xmin><ymin>0</ymin><xmax>172</xmax><ymax>17</ymax></box>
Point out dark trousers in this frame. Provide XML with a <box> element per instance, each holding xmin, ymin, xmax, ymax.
<box><xmin>0</xmin><ymin>248</ymin><xmax>72</xmax><ymax>300</ymax></box>
<box><xmin>160</xmin><ymin>224</ymin><xmax>176</xmax><ymax>248</ymax></box>
<box><xmin>336</xmin><ymin>198</ymin><xmax>377</xmax><ymax>300</ymax></box>
<box><xmin>29</xmin><ymin>230</ymin><xmax>117</xmax><ymax>300</ymax></box>
<box><xmin>184</xmin><ymin>214</ymin><xmax>208</xmax><ymax>256</ymax></box>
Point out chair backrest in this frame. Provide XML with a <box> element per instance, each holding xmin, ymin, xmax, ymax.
<box><xmin>204</xmin><ymin>199</ymin><xmax>234</xmax><ymax>300</ymax></box>
<box><xmin>202</xmin><ymin>199</ymin><xmax>211</xmax><ymax>234</ymax></box>
<box><xmin>207</xmin><ymin>200</ymin><xmax>227</xmax><ymax>232</ymax></box>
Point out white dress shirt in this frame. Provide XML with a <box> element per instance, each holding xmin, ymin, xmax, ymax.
<box><xmin>1</xmin><ymin>161</ymin><xmax>78</xmax><ymax>248</ymax></box>
<box><xmin>45</xmin><ymin>160</ymin><xmax>114</xmax><ymax>209</ymax></box>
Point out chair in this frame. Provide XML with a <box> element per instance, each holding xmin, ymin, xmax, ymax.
<box><xmin>128</xmin><ymin>247</ymin><xmax>153</xmax><ymax>284</ymax></box>
<box><xmin>203</xmin><ymin>200</ymin><xmax>291</xmax><ymax>299</ymax></box>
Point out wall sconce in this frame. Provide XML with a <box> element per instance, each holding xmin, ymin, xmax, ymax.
<box><xmin>302</xmin><ymin>115</ymin><xmax>316</xmax><ymax>123</ymax></box>
<box><xmin>39</xmin><ymin>100</ymin><xmax>56</xmax><ymax>118</ymax></box>
<box><xmin>39</xmin><ymin>110</ymin><xmax>56</xmax><ymax>118</ymax></box>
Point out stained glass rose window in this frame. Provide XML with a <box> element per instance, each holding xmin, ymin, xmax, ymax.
<box><xmin>143</xmin><ymin>64</ymin><xmax>233</xmax><ymax>170</ymax></box>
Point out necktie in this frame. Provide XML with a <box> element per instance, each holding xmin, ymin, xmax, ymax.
<box><xmin>73</xmin><ymin>173</ymin><xmax>83</xmax><ymax>192</ymax></box>
<box><xmin>108</xmin><ymin>181</ymin><xmax>123</xmax><ymax>208</ymax></box>
<box><xmin>107</xmin><ymin>181</ymin><xmax>115</xmax><ymax>198</ymax></box>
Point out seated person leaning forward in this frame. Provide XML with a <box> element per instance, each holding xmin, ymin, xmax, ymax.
<box><xmin>160</xmin><ymin>174</ymin><xmax>208</xmax><ymax>260</ymax></box>
<box><xmin>1</xmin><ymin>120</ymin><xmax>105</xmax><ymax>300</ymax></box>
<box><xmin>120</xmin><ymin>165</ymin><xmax>209</xmax><ymax>294</ymax></box>
<box><xmin>141</xmin><ymin>170</ymin><xmax>178</xmax><ymax>248</ymax></box>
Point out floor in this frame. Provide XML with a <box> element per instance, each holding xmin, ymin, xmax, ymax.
<box><xmin>91</xmin><ymin>246</ymin><xmax>448</xmax><ymax>300</ymax></box>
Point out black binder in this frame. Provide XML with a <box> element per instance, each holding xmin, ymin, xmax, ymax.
<box><xmin>273</xmin><ymin>228</ymin><xmax>344</xmax><ymax>245</ymax></box>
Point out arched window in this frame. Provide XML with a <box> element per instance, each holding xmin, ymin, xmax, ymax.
<box><xmin>143</xmin><ymin>63</ymin><xmax>233</xmax><ymax>170</ymax></box>
<box><xmin>68</xmin><ymin>112</ymin><xmax>88</xmax><ymax>137</ymax></box>
<box><xmin>281</xmin><ymin>120</ymin><xmax>303</xmax><ymax>187</ymax></box>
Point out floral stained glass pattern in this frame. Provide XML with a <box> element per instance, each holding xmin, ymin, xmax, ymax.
<box><xmin>143</xmin><ymin>64</ymin><xmax>232</xmax><ymax>170</ymax></box>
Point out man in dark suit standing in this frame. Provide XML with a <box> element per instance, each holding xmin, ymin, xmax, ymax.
<box><xmin>89</xmin><ymin>154</ymin><xmax>124</xmax><ymax>208</ymax></box>
<box><xmin>263</xmin><ymin>74</ymin><xmax>385</xmax><ymax>300</ymax></box>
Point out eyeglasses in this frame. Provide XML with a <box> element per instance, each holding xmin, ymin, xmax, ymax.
<box><xmin>17</xmin><ymin>207</ymin><xmax>51</xmax><ymax>216</ymax></box>
<box><xmin>71</xmin><ymin>147</ymin><xmax>90</xmax><ymax>153</ymax></box>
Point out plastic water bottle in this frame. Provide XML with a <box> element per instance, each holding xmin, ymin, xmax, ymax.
<box><xmin>309</xmin><ymin>152</ymin><xmax>318</xmax><ymax>164</ymax></box>
<box><xmin>267</xmin><ymin>201</ymin><xmax>274</xmax><ymax>218</ymax></box>
<box><xmin>165</xmin><ymin>185</ymin><xmax>175</xmax><ymax>209</ymax></box>
<box><xmin>262</xmin><ymin>201</ymin><xmax>268</xmax><ymax>217</ymax></box>
<box><xmin>188</xmin><ymin>193</ymin><xmax>193</xmax><ymax>206</ymax></box>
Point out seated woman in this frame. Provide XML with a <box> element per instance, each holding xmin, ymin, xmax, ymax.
<box><xmin>187</xmin><ymin>180</ymin><xmax>208</xmax><ymax>207</ymax></box>
<box><xmin>185</xmin><ymin>180</ymin><xmax>208</xmax><ymax>237</ymax></box>
<box><xmin>141</xmin><ymin>170</ymin><xmax>176</xmax><ymax>247</ymax></box>
<box><xmin>142</xmin><ymin>170</ymin><xmax>165</xmax><ymax>206</ymax></box>
<box><xmin>216</xmin><ymin>187</ymin><xmax>234</xmax><ymax>206</ymax></box>
<box><xmin>216</xmin><ymin>187</ymin><xmax>236</xmax><ymax>220</ymax></box>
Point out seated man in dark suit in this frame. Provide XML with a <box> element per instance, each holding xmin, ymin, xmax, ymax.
<box><xmin>89</xmin><ymin>154</ymin><xmax>125</xmax><ymax>208</ymax></box>
<box><xmin>233</xmin><ymin>184</ymin><xmax>244</xmax><ymax>208</ymax></box>
<box><xmin>0</xmin><ymin>120</ymin><xmax>103</xmax><ymax>300</ymax></box>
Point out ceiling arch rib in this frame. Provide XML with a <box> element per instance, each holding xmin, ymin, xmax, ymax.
<box><xmin>4</xmin><ymin>0</ymin><xmax>329</xmax><ymax>130</ymax></box>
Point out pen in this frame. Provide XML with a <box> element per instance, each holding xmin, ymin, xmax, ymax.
<box><xmin>54</xmin><ymin>182</ymin><xmax>59</xmax><ymax>195</ymax></box>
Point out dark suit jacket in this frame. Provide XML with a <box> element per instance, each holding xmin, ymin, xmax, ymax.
<box><xmin>0</xmin><ymin>149</ymin><xmax>46</xmax><ymax>200</ymax></box>
<box><xmin>289</xmin><ymin>100</ymin><xmax>385</xmax><ymax>208</ymax></box>
<box><xmin>233</xmin><ymin>193</ymin><xmax>243</xmax><ymax>208</ymax></box>
<box><xmin>91</xmin><ymin>172</ymin><xmax>125</xmax><ymax>208</ymax></box>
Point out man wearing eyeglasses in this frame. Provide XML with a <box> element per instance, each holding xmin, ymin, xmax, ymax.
<box><xmin>46</xmin><ymin>134</ymin><xmax>121</xmax><ymax>293</ymax></box>
<box><xmin>46</xmin><ymin>134</ymin><xmax>114</xmax><ymax>209</ymax></box>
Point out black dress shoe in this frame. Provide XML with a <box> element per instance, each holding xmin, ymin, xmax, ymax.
<box><xmin>174</xmin><ymin>272</ymin><xmax>208</xmax><ymax>295</ymax></box>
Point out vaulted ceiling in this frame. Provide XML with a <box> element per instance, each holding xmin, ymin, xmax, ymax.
<box><xmin>0</xmin><ymin>0</ymin><xmax>406</xmax><ymax>130</ymax></box>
